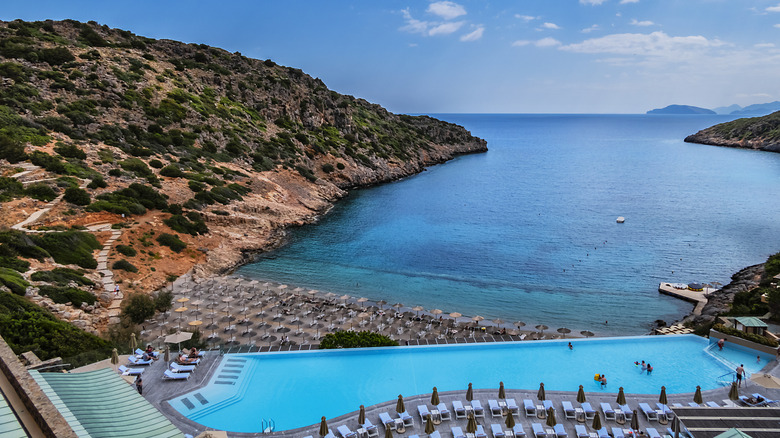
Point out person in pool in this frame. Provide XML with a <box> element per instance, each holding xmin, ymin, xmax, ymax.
<box><xmin>568</xmin><ymin>342</ymin><xmax>573</xmax><ymax>350</ymax></box>
<box><xmin>600</xmin><ymin>374</ymin><xmax>607</xmax><ymax>387</ymax></box>
<box><xmin>647</xmin><ymin>364</ymin><xmax>653</xmax><ymax>374</ymax></box>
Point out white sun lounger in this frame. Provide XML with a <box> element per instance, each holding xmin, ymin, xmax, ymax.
<box><xmin>574</xmin><ymin>425</ymin><xmax>588</xmax><ymax>438</ymax></box>
<box><xmin>656</xmin><ymin>403</ymin><xmax>673</xmax><ymax>420</ymax></box>
<box><xmin>418</xmin><ymin>405</ymin><xmax>431</xmax><ymax>421</ymax></box>
<box><xmin>531</xmin><ymin>423</ymin><xmax>546</xmax><ymax>438</ymax></box>
<box><xmin>453</xmin><ymin>401</ymin><xmax>467</xmax><ymax>419</ymax></box>
<box><xmin>646</xmin><ymin>428</ymin><xmax>662</xmax><ymax>438</ymax></box>
<box><xmin>452</xmin><ymin>426</ymin><xmax>466</xmax><ymax>438</ymax></box>
<box><xmin>553</xmin><ymin>424</ymin><xmax>567</xmax><ymax>438</ymax></box>
<box><xmin>491</xmin><ymin>424</ymin><xmax>505</xmax><ymax>438</ymax></box>
<box><xmin>561</xmin><ymin>401</ymin><xmax>576</xmax><ymax>420</ymax></box>
<box><xmin>169</xmin><ymin>362</ymin><xmax>196</xmax><ymax>373</ymax></box>
<box><xmin>611</xmin><ymin>428</ymin><xmax>625</xmax><ymax>438</ymax></box>
<box><xmin>580</xmin><ymin>403</ymin><xmax>595</xmax><ymax>420</ymax></box>
<box><xmin>398</xmin><ymin>410</ymin><xmax>414</xmax><ymax>428</ymax></box>
<box><xmin>705</xmin><ymin>401</ymin><xmax>720</xmax><ymax>408</ymax></box>
<box><xmin>524</xmin><ymin>399</ymin><xmax>536</xmax><ymax>417</ymax></box>
<box><xmin>722</xmin><ymin>399</ymin><xmax>738</xmax><ymax>407</ymax></box>
<box><xmin>506</xmin><ymin>398</ymin><xmax>519</xmax><ymax>416</ymax></box>
<box><xmin>600</xmin><ymin>402</ymin><xmax>615</xmax><ymax>421</ymax></box>
<box><xmin>619</xmin><ymin>405</ymin><xmax>632</xmax><ymax>421</ymax></box>
<box><xmin>476</xmin><ymin>425</ymin><xmax>487</xmax><ymax>438</ymax></box>
<box><xmin>471</xmin><ymin>400</ymin><xmax>485</xmax><ymax>418</ymax></box>
<box><xmin>117</xmin><ymin>365</ymin><xmax>144</xmax><ymax>376</ymax></box>
<box><xmin>379</xmin><ymin>412</ymin><xmax>394</xmax><ymax>429</ymax></box>
<box><xmin>338</xmin><ymin>425</ymin><xmax>356</xmax><ymax>438</ymax></box>
<box><xmin>127</xmin><ymin>356</ymin><xmax>153</xmax><ymax>366</ymax></box>
<box><xmin>362</xmin><ymin>419</ymin><xmax>379</xmax><ymax>437</ymax></box>
<box><xmin>686</xmin><ymin>402</ymin><xmax>698</xmax><ymax>408</ymax></box>
<box><xmin>437</xmin><ymin>403</ymin><xmax>452</xmax><ymax>421</ymax></box>
<box><xmin>488</xmin><ymin>400</ymin><xmax>503</xmax><ymax>418</ymax></box>
<box><xmin>430</xmin><ymin>432</ymin><xmax>441</xmax><ymax>438</ymax></box>
<box><xmin>596</xmin><ymin>428</ymin><xmax>609</xmax><ymax>438</ymax></box>
<box><xmin>638</xmin><ymin>403</ymin><xmax>658</xmax><ymax>421</ymax></box>
<box><xmin>513</xmin><ymin>424</ymin><xmax>526</xmax><ymax>438</ymax></box>
<box><xmin>162</xmin><ymin>369</ymin><xmax>189</xmax><ymax>380</ymax></box>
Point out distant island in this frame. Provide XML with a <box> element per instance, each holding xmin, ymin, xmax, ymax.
<box><xmin>647</xmin><ymin>105</ymin><xmax>715</xmax><ymax>115</ymax></box>
<box><xmin>684</xmin><ymin>111</ymin><xmax>780</xmax><ymax>152</ymax></box>
<box><xmin>648</xmin><ymin>100</ymin><xmax>780</xmax><ymax>116</ymax></box>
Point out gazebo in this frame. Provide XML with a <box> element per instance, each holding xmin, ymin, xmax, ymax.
<box><xmin>733</xmin><ymin>316</ymin><xmax>768</xmax><ymax>336</ymax></box>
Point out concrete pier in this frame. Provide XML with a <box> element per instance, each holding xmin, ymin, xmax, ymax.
<box><xmin>658</xmin><ymin>282</ymin><xmax>712</xmax><ymax>315</ymax></box>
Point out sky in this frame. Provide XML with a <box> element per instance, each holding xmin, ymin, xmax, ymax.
<box><xmin>3</xmin><ymin>0</ymin><xmax>780</xmax><ymax>114</ymax></box>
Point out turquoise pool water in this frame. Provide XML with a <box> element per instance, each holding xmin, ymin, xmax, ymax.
<box><xmin>169</xmin><ymin>335</ymin><xmax>772</xmax><ymax>433</ymax></box>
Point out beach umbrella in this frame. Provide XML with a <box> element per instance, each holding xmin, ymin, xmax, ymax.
<box><xmin>165</xmin><ymin>331</ymin><xmax>193</xmax><ymax>352</ymax></box>
<box><xmin>493</xmin><ymin>318</ymin><xmax>505</xmax><ymax>327</ymax></box>
<box><xmin>358</xmin><ymin>297</ymin><xmax>368</xmax><ymax>307</ymax></box>
<box><xmin>671</xmin><ymin>416</ymin><xmax>681</xmax><ymax>438</ymax></box>
<box><xmin>557</xmin><ymin>327</ymin><xmax>571</xmax><ymax>338</ymax></box>
<box><xmin>319</xmin><ymin>416</ymin><xmax>329</xmax><ymax>437</ymax></box>
<box><xmin>536</xmin><ymin>324</ymin><xmax>548</xmax><ymax>335</ymax></box>
<box><xmin>308</xmin><ymin>290</ymin><xmax>319</xmax><ymax>296</ymax></box>
<box><xmin>466</xmin><ymin>412</ymin><xmax>477</xmax><ymax>434</ymax></box>
<box><xmin>191</xmin><ymin>300</ymin><xmax>203</xmax><ymax>314</ymax></box>
<box><xmin>377</xmin><ymin>300</ymin><xmax>387</xmax><ymax>310</ymax></box>
<box><xmin>188</xmin><ymin>320</ymin><xmax>203</xmax><ymax>329</ymax></box>
<box><xmin>591</xmin><ymin>411</ymin><xmax>602</xmax><ymax>432</ymax></box>
<box><xmin>499</xmin><ymin>381</ymin><xmax>506</xmax><ymax>399</ymax></box>
<box><xmin>546</xmin><ymin>407</ymin><xmax>557</xmax><ymax>428</ymax></box>
<box><xmin>412</xmin><ymin>305</ymin><xmax>424</xmax><ymax>316</ymax></box>
<box><xmin>340</xmin><ymin>294</ymin><xmax>350</xmax><ymax>305</ymax></box>
<box><xmin>630</xmin><ymin>411</ymin><xmax>639</xmax><ymax>433</ymax></box>
<box><xmin>505</xmin><ymin>410</ymin><xmax>516</xmax><ymax>429</ymax></box>
<box><xmin>425</xmin><ymin>415</ymin><xmax>436</xmax><ymax>434</ymax></box>
<box><xmin>129</xmin><ymin>333</ymin><xmax>137</xmax><ymax>353</ymax></box>
<box><xmin>515</xmin><ymin>321</ymin><xmax>526</xmax><ymax>328</ymax></box>
<box><xmin>176</xmin><ymin>297</ymin><xmax>190</xmax><ymax>304</ymax></box>
<box><xmin>110</xmin><ymin>348</ymin><xmax>119</xmax><ymax>370</ymax></box>
<box><xmin>358</xmin><ymin>405</ymin><xmax>366</xmax><ymax>425</ymax></box>
<box><xmin>449</xmin><ymin>312</ymin><xmax>462</xmax><ymax>319</ymax></box>
<box><xmin>384</xmin><ymin>425</ymin><xmax>393</xmax><ymax>438</ymax></box>
<box><xmin>164</xmin><ymin>344</ymin><xmax>170</xmax><ymax>362</ymax></box>
<box><xmin>432</xmin><ymin>387</ymin><xmax>440</xmax><ymax>405</ymax></box>
<box><xmin>751</xmin><ymin>373</ymin><xmax>780</xmax><ymax>389</ymax></box>
<box><xmin>472</xmin><ymin>315</ymin><xmax>485</xmax><ymax>325</ymax></box>
<box><xmin>728</xmin><ymin>381</ymin><xmax>739</xmax><ymax>400</ymax></box>
<box><xmin>431</xmin><ymin>309</ymin><xmax>443</xmax><ymax>316</ymax></box>
<box><xmin>580</xmin><ymin>330</ymin><xmax>594</xmax><ymax>338</ymax></box>
<box><xmin>616</xmin><ymin>387</ymin><xmax>626</xmax><ymax>405</ymax></box>
<box><xmin>693</xmin><ymin>386</ymin><xmax>703</xmax><ymax>404</ymax></box>
<box><xmin>537</xmin><ymin>383</ymin><xmax>546</xmax><ymax>401</ymax></box>
<box><xmin>577</xmin><ymin>385</ymin><xmax>586</xmax><ymax>403</ymax></box>
<box><xmin>659</xmin><ymin>386</ymin><xmax>668</xmax><ymax>405</ymax></box>
<box><xmin>396</xmin><ymin>394</ymin><xmax>406</xmax><ymax>414</ymax></box>
<box><xmin>466</xmin><ymin>382</ymin><xmax>474</xmax><ymax>401</ymax></box>
<box><xmin>393</xmin><ymin>303</ymin><xmax>404</xmax><ymax>311</ymax></box>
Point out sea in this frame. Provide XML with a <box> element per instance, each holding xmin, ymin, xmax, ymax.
<box><xmin>237</xmin><ymin>114</ymin><xmax>780</xmax><ymax>336</ymax></box>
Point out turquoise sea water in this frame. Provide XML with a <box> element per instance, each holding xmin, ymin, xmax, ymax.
<box><xmin>172</xmin><ymin>336</ymin><xmax>773</xmax><ymax>432</ymax></box>
<box><xmin>238</xmin><ymin>114</ymin><xmax>780</xmax><ymax>335</ymax></box>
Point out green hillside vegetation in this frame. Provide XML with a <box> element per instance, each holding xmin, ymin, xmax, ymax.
<box><xmin>709</xmin><ymin>111</ymin><xmax>780</xmax><ymax>142</ymax></box>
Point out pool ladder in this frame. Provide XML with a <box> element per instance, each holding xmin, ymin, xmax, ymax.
<box><xmin>261</xmin><ymin>418</ymin><xmax>275</xmax><ymax>433</ymax></box>
<box><xmin>705</xmin><ymin>344</ymin><xmax>749</xmax><ymax>384</ymax></box>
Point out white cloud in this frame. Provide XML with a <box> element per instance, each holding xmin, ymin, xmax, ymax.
<box><xmin>541</xmin><ymin>22</ymin><xmax>561</xmax><ymax>30</ymax></box>
<box><xmin>755</xmin><ymin>43</ymin><xmax>775</xmax><ymax>48</ymax></box>
<box><xmin>429</xmin><ymin>21</ymin><xmax>465</xmax><ymax>36</ymax></box>
<box><xmin>536</xmin><ymin>37</ymin><xmax>562</xmax><ymax>47</ymax></box>
<box><xmin>400</xmin><ymin>9</ymin><xmax>428</xmax><ymax>34</ymax></box>
<box><xmin>582</xmin><ymin>24</ymin><xmax>600</xmax><ymax>33</ymax></box>
<box><xmin>767</xmin><ymin>3</ymin><xmax>780</xmax><ymax>12</ymax></box>
<box><xmin>620</xmin><ymin>0</ymin><xmax>639</xmax><ymax>3</ymax></box>
<box><xmin>460</xmin><ymin>26</ymin><xmax>484</xmax><ymax>42</ymax></box>
<box><xmin>580</xmin><ymin>0</ymin><xmax>607</xmax><ymax>5</ymax></box>
<box><xmin>630</xmin><ymin>19</ymin><xmax>655</xmax><ymax>26</ymax></box>
<box><xmin>560</xmin><ymin>31</ymin><xmax>725</xmax><ymax>57</ymax></box>
<box><xmin>427</xmin><ymin>1</ymin><xmax>467</xmax><ymax>20</ymax></box>
<box><xmin>512</xmin><ymin>40</ymin><xmax>531</xmax><ymax>47</ymax></box>
<box><xmin>515</xmin><ymin>14</ymin><xmax>538</xmax><ymax>22</ymax></box>
<box><xmin>775</xmin><ymin>23</ymin><xmax>780</xmax><ymax>28</ymax></box>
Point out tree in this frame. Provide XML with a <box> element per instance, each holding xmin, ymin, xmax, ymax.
<box><xmin>766</xmin><ymin>287</ymin><xmax>780</xmax><ymax>316</ymax></box>
<box><xmin>63</xmin><ymin>187</ymin><xmax>90</xmax><ymax>205</ymax></box>
<box><xmin>122</xmin><ymin>293</ymin><xmax>155</xmax><ymax>324</ymax></box>
<box><xmin>154</xmin><ymin>289</ymin><xmax>173</xmax><ymax>313</ymax></box>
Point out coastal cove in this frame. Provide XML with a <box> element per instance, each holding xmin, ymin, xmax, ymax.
<box><xmin>237</xmin><ymin>114</ymin><xmax>780</xmax><ymax>336</ymax></box>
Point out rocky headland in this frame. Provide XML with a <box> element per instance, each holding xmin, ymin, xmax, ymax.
<box><xmin>684</xmin><ymin>110</ymin><xmax>780</xmax><ymax>152</ymax></box>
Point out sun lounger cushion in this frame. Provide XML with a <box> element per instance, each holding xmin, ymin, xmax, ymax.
<box><xmin>117</xmin><ymin>365</ymin><xmax>144</xmax><ymax>375</ymax></box>
<box><xmin>553</xmin><ymin>424</ymin><xmax>567</xmax><ymax>438</ymax></box>
<box><xmin>611</xmin><ymin>428</ymin><xmax>624</xmax><ymax>438</ymax></box>
<box><xmin>453</xmin><ymin>400</ymin><xmax>466</xmax><ymax>418</ymax></box>
<box><xmin>476</xmin><ymin>425</ymin><xmax>487</xmax><ymax>438</ymax></box>
<box><xmin>581</xmin><ymin>403</ymin><xmax>595</xmax><ymax>420</ymax></box>
<box><xmin>489</xmin><ymin>400</ymin><xmax>502</xmax><ymax>417</ymax></box>
<box><xmin>513</xmin><ymin>424</ymin><xmax>526</xmax><ymax>438</ymax></box>
<box><xmin>452</xmin><ymin>426</ymin><xmax>466</xmax><ymax>438</ymax></box>
<box><xmin>437</xmin><ymin>403</ymin><xmax>451</xmax><ymax>420</ymax></box>
<box><xmin>646</xmin><ymin>428</ymin><xmax>661</xmax><ymax>438</ymax></box>
<box><xmin>472</xmin><ymin>400</ymin><xmax>485</xmax><ymax>417</ymax></box>
<box><xmin>532</xmin><ymin>423</ymin><xmax>546</xmax><ymax>438</ymax></box>
<box><xmin>705</xmin><ymin>401</ymin><xmax>720</xmax><ymax>408</ymax></box>
<box><xmin>597</xmin><ymin>428</ymin><xmax>609</xmax><ymax>438</ymax></box>
<box><xmin>575</xmin><ymin>425</ymin><xmax>588</xmax><ymax>438</ymax></box>
<box><xmin>379</xmin><ymin>412</ymin><xmax>394</xmax><ymax>426</ymax></box>
<box><xmin>638</xmin><ymin>403</ymin><xmax>657</xmax><ymax>421</ymax></box>
<box><xmin>600</xmin><ymin>403</ymin><xmax>615</xmax><ymax>420</ymax></box>
<box><xmin>507</xmin><ymin>398</ymin><xmax>519</xmax><ymax>414</ymax></box>
<box><xmin>127</xmin><ymin>356</ymin><xmax>152</xmax><ymax>365</ymax></box>
<box><xmin>418</xmin><ymin>405</ymin><xmax>431</xmax><ymax>421</ymax></box>
<box><xmin>338</xmin><ymin>425</ymin><xmax>356</xmax><ymax>438</ymax></box>
<box><xmin>619</xmin><ymin>405</ymin><xmax>632</xmax><ymax>420</ymax></box>
<box><xmin>561</xmin><ymin>401</ymin><xmax>575</xmax><ymax>419</ymax></box>
<box><xmin>170</xmin><ymin>362</ymin><xmax>196</xmax><ymax>372</ymax></box>
<box><xmin>430</xmin><ymin>432</ymin><xmax>441</xmax><ymax>438</ymax></box>
<box><xmin>524</xmin><ymin>399</ymin><xmax>536</xmax><ymax>417</ymax></box>
<box><xmin>543</xmin><ymin>400</ymin><xmax>553</xmax><ymax>411</ymax></box>
<box><xmin>491</xmin><ymin>423</ymin><xmax>505</xmax><ymax>438</ymax></box>
<box><xmin>163</xmin><ymin>369</ymin><xmax>189</xmax><ymax>380</ymax></box>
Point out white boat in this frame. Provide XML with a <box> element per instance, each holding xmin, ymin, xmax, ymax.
<box><xmin>616</xmin><ymin>216</ymin><xmax>625</xmax><ymax>223</ymax></box>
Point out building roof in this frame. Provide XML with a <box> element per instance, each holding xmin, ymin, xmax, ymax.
<box><xmin>0</xmin><ymin>389</ymin><xmax>27</xmax><ymax>438</ymax></box>
<box><xmin>30</xmin><ymin>368</ymin><xmax>183</xmax><ymax>438</ymax></box>
<box><xmin>714</xmin><ymin>429</ymin><xmax>754</xmax><ymax>438</ymax></box>
<box><xmin>674</xmin><ymin>406</ymin><xmax>780</xmax><ymax>438</ymax></box>
<box><xmin>734</xmin><ymin>317</ymin><xmax>768</xmax><ymax>328</ymax></box>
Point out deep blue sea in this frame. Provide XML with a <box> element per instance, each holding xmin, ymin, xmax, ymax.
<box><xmin>238</xmin><ymin>114</ymin><xmax>780</xmax><ymax>336</ymax></box>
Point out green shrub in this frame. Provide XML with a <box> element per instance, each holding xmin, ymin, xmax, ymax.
<box><xmin>321</xmin><ymin>163</ymin><xmax>335</xmax><ymax>173</ymax></box>
<box><xmin>319</xmin><ymin>331</ymin><xmax>398</xmax><ymax>349</ymax></box>
<box><xmin>38</xmin><ymin>285</ymin><xmax>96</xmax><ymax>307</ymax></box>
<box><xmin>112</xmin><ymin>259</ymin><xmax>138</xmax><ymax>273</ymax></box>
<box><xmin>163</xmin><ymin>213</ymin><xmax>208</xmax><ymax>235</ymax></box>
<box><xmin>63</xmin><ymin>187</ymin><xmax>90</xmax><ymax>205</ymax></box>
<box><xmin>0</xmin><ymin>176</ymin><xmax>25</xmax><ymax>201</ymax></box>
<box><xmin>30</xmin><ymin>268</ymin><xmax>94</xmax><ymax>286</ymax></box>
<box><xmin>107</xmin><ymin>168</ymin><xmax>122</xmax><ymax>177</ymax></box>
<box><xmin>119</xmin><ymin>158</ymin><xmax>152</xmax><ymax>177</ymax></box>
<box><xmin>31</xmin><ymin>231</ymin><xmax>100</xmax><ymax>269</ymax></box>
<box><xmin>25</xmin><ymin>183</ymin><xmax>58</xmax><ymax>202</ymax></box>
<box><xmin>159</xmin><ymin>164</ymin><xmax>185</xmax><ymax>178</ymax></box>
<box><xmin>713</xmin><ymin>324</ymin><xmax>779</xmax><ymax>347</ymax></box>
<box><xmin>154</xmin><ymin>289</ymin><xmax>173</xmax><ymax>312</ymax></box>
<box><xmin>337</xmin><ymin>162</ymin><xmax>345</xmax><ymax>170</ymax></box>
<box><xmin>0</xmin><ymin>256</ymin><xmax>29</xmax><ymax>273</ymax></box>
<box><xmin>0</xmin><ymin>134</ymin><xmax>28</xmax><ymax>163</ymax></box>
<box><xmin>0</xmin><ymin>267</ymin><xmax>29</xmax><ymax>295</ymax></box>
<box><xmin>53</xmin><ymin>143</ymin><xmax>86</xmax><ymax>159</ymax></box>
<box><xmin>187</xmin><ymin>180</ymin><xmax>205</xmax><ymax>192</ymax></box>
<box><xmin>156</xmin><ymin>233</ymin><xmax>186</xmax><ymax>252</ymax></box>
<box><xmin>115</xmin><ymin>245</ymin><xmax>137</xmax><ymax>257</ymax></box>
<box><xmin>39</xmin><ymin>47</ymin><xmax>75</xmax><ymax>65</ymax></box>
<box><xmin>148</xmin><ymin>159</ymin><xmax>163</xmax><ymax>168</ymax></box>
<box><xmin>87</xmin><ymin>175</ymin><xmax>107</xmax><ymax>189</ymax></box>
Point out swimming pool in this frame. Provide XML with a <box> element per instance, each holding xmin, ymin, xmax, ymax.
<box><xmin>169</xmin><ymin>335</ymin><xmax>772</xmax><ymax>433</ymax></box>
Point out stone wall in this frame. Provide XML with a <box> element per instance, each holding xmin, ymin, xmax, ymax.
<box><xmin>0</xmin><ymin>335</ymin><xmax>76</xmax><ymax>438</ymax></box>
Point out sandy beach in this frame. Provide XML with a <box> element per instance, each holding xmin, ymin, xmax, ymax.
<box><xmin>139</xmin><ymin>273</ymin><xmax>588</xmax><ymax>350</ymax></box>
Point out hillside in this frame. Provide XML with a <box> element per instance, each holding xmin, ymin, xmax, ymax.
<box><xmin>0</xmin><ymin>19</ymin><xmax>486</xmax><ymax>335</ymax></box>
<box><xmin>646</xmin><ymin>104</ymin><xmax>715</xmax><ymax>115</ymax></box>
<box><xmin>684</xmin><ymin>111</ymin><xmax>780</xmax><ymax>152</ymax></box>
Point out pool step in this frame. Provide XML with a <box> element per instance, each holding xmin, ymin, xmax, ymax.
<box><xmin>187</xmin><ymin>355</ymin><xmax>257</xmax><ymax>421</ymax></box>
<box><xmin>214</xmin><ymin>357</ymin><xmax>248</xmax><ymax>385</ymax></box>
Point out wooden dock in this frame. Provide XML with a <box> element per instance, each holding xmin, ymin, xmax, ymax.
<box><xmin>658</xmin><ymin>282</ymin><xmax>712</xmax><ymax>315</ymax></box>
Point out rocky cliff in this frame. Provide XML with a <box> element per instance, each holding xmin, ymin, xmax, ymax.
<box><xmin>684</xmin><ymin>111</ymin><xmax>780</xmax><ymax>152</ymax></box>
<box><xmin>0</xmin><ymin>19</ymin><xmax>487</xmax><ymax>329</ymax></box>
<box><xmin>684</xmin><ymin>263</ymin><xmax>764</xmax><ymax>327</ymax></box>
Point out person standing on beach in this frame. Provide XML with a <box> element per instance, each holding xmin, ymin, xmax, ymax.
<box><xmin>736</xmin><ymin>364</ymin><xmax>744</xmax><ymax>386</ymax></box>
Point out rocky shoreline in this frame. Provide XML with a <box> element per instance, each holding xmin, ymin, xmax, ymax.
<box><xmin>681</xmin><ymin>263</ymin><xmax>764</xmax><ymax>327</ymax></box>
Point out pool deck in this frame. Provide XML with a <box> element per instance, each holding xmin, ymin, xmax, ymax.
<box><xmin>138</xmin><ymin>350</ymin><xmax>780</xmax><ymax>438</ymax></box>
<box><xmin>658</xmin><ymin>283</ymin><xmax>713</xmax><ymax>316</ymax></box>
